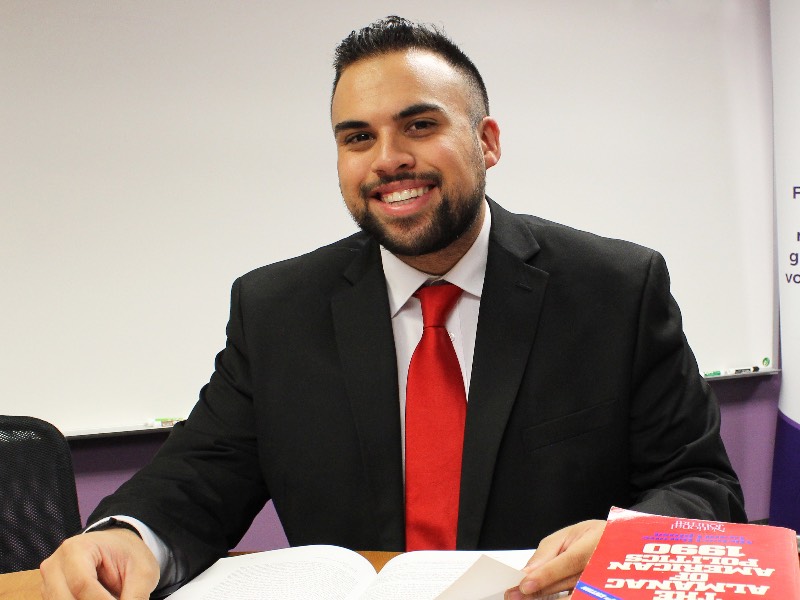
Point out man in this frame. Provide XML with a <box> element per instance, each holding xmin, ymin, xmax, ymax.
<box><xmin>41</xmin><ymin>16</ymin><xmax>745</xmax><ymax>599</ymax></box>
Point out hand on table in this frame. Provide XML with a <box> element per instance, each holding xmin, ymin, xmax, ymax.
<box><xmin>40</xmin><ymin>529</ymin><xmax>159</xmax><ymax>600</ymax></box>
<box><xmin>505</xmin><ymin>519</ymin><xmax>605</xmax><ymax>599</ymax></box>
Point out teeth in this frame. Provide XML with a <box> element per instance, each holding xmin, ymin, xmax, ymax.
<box><xmin>381</xmin><ymin>186</ymin><xmax>431</xmax><ymax>204</ymax></box>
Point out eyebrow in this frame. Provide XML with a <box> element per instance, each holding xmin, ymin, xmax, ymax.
<box><xmin>333</xmin><ymin>119</ymin><xmax>369</xmax><ymax>136</ymax></box>
<box><xmin>333</xmin><ymin>102</ymin><xmax>445</xmax><ymax>136</ymax></box>
<box><xmin>397</xmin><ymin>102</ymin><xmax>444</xmax><ymax>120</ymax></box>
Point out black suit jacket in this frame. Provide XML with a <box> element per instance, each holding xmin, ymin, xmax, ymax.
<box><xmin>92</xmin><ymin>199</ymin><xmax>745</xmax><ymax>581</ymax></box>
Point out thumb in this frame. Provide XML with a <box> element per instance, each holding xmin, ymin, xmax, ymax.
<box><xmin>111</xmin><ymin>535</ymin><xmax>160</xmax><ymax>600</ymax></box>
<box><xmin>118</xmin><ymin>562</ymin><xmax>159</xmax><ymax>600</ymax></box>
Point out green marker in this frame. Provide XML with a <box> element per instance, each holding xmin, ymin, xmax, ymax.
<box><xmin>704</xmin><ymin>370</ymin><xmax>722</xmax><ymax>377</ymax></box>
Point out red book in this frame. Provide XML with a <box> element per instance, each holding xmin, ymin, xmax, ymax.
<box><xmin>575</xmin><ymin>507</ymin><xmax>800</xmax><ymax>599</ymax></box>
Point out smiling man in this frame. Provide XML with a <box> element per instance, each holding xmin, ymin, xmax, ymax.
<box><xmin>332</xmin><ymin>48</ymin><xmax>497</xmax><ymax>275</ymax></box>
<box><xmin>41</xmin><ymin>16</ymin><xmax>745</xmax><ymax>600</ymax></box>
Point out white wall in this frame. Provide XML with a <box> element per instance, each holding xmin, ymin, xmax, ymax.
<box><xmin>0</xmin><ymin>0</ymin><xmax>775</xmax><ymax>435</ymax></box>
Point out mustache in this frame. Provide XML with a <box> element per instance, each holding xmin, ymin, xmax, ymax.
<box><xmin>360</xmin><ymin>171</ymin><xmax>442</xmax><ymax>199</ymax></box>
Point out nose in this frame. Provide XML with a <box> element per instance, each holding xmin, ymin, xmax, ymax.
<box><xmin>371</xmin><ymin>133</ymin><xmax>415</xmax><ymax>176</ymax></box>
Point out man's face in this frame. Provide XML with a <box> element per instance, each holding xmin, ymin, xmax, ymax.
<box><xmin>331</xmin><ymin>50</ymin><xmax>500</xmax><ymax>261</ymax></box>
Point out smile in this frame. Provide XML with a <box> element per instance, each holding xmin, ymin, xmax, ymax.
<box><xmin>380</xmin><ymin>186</ymin><xmax>432</xmax><ymax>204</ymax></box>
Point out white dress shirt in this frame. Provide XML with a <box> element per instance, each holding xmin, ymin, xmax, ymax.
<box><xmin>380</xmin><ymin>202</ymin><xmax>490</xmax><ymax>462</ymax></box>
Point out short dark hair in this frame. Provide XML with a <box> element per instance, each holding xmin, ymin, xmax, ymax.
<box><xmin>332</xmin><ymin>16</ymin><xmax>490</xmax><ymax>118</ymax></box>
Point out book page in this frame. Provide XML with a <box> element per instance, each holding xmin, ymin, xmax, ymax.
<box><xmin>435</xmin><ymin>554</ymin><xmax>527</xmax><ymax>600</ymax></box>
<box><xmin>358</xmin><ymin>549</ymin><xmax>532</xmax><ymax>600</ymax></box>
<box><xmin>166</xmin><ymin>545</ymin><xmax>378</xmax><ymax>600</ymax></box>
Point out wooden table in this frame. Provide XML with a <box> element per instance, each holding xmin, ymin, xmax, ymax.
<box><xmin>0</xmin><ymin>551</ymin><xmax>400</xmax><ymax>599</ymax></box>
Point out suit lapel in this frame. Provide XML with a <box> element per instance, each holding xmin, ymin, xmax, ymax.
<box><xmin>331</xmin><ymin>240</ymin><xmax>406</xmax><ymax>550</ymax></box>
<box><xmin>458</xmin><ymin>200</ymin><xmax>550</xmax><ymax>548</ymax></box>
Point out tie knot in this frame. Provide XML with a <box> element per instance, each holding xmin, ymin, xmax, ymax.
<box><xmin>414</xmin><ymin>282</ymin><xmax>462</xmax><ymax>328</ymax></box>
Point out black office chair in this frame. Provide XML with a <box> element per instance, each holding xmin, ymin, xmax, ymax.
<box><xmin>0</xmin><ymin>415</ymin><xmax>82</xmax><ymax>573</ymax></box>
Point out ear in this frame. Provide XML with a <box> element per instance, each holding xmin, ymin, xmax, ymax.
<box><xmin>478</xmin><ymin>117</ymin><xmax>501</xmax><ymax>169</ymax></box>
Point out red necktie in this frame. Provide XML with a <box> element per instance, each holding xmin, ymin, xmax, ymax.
<box><xmin>405</xmin><ymin>282</ymin><xmax>466</xmax><ymax>551</ymax></box>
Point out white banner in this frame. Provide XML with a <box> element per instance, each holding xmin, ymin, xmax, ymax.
<box><xmin>770</xmin><ymin>0</ymin><xmax>800</xmax><ymax>530</ymax></box>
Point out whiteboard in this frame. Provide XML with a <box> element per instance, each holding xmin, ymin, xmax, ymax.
<box><xmin>0</xmin><ymin>0</ymin><xmax>776</xmax><ymax>436</ymax></box>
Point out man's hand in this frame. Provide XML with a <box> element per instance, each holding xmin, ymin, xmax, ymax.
<box><xmin>505</xmin><ymin>519</ymin><xmax>606</xmax><ymax>599</ymax></box>
<box><xmin>40</xmin><ymin>528</ymin><xmax>159</xmax><ymax>600</ymax></box>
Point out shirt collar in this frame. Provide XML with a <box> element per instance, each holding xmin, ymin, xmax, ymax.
<box><xmin>380</xmin><ymin>200</ymin><xmax>491</xmax><ymax>317</ymax></box>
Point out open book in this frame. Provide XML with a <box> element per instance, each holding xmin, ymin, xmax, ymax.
<box><xmin>166</xmin><ymin>545</ymin><xmax>546</xmax><ymax>600</ymax></box>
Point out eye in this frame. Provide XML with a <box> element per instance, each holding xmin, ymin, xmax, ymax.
<box><xmin>407</xmin><ymin>120</ymin><xmax>436</xmax><ymax>135</ymax></box>
<box><xmin>343</xmin><ymin>132</ymin><xmax>373</xmax><ymax>145</ymax></box>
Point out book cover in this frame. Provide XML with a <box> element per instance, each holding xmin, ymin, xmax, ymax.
<box><xmin>575</xmin><ymin>507</ymin><xmax>800</xmax><ymax>599</ymax></box>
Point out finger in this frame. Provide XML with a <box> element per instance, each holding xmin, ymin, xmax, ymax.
<box><xmin>505</xmin><ymin>585</ymin><xmax>574</xmax><ymax>599</ymax></box>
<box><xmin>504</xmin><ymin>586</ymin><xmax>524</xmax><ymax>600</ymax></box>
<box><xmin>41</xmin><ymin>565</ymin><xmax>76</xmax><ymax>600</ymax></box>
<box><xmin>520</xmin><ymin>522</ymin><xmax>605</xmax><ymax>596</ymax></box>
<box><xmin>507</xmin><ymin>560</ymin><xmax>579</xmax><ymax>599</ymax></box>
<box><xmin>524</xmin><ymin>521</ymin><xmax>600</xmax><ymax>571</ymax></box>
<box><xmin>117</xmin><ymin>556</ymin><xmax>160</xmax><ymax>600</ymax></box>
<box><xmin>520</xmin><ymin>573</ymin><xmax>578</xmax><ymax>597</ymax></box>
<box><xmin>61</xmin><ymin>559</ymin><xmax>119</xmax><ymax>600</ymax></box>
<box><xmin>520</xmin><ymin>541</ymin><xmax>593</xmax><ymax>595</ymax></box>
<box><xmin>518</xmin><ymin>543</ymin><xmax>578</xmax><ymax>594</ymax></box>
<box><xmin>41</xmin><ymin>547</ymin><xmax>115</xmax><ymax>600</ymax></box>
<box><xmin>75</xmin><ymin>581</ymin><xmax>119</xmax><ymax>600</ymax></box>
<box><xmin>523</xmin><ymin>538</ymin><xmax>562</xmax><ymax>571</ymax></box>
<box><xmin>120</xmin><ymin>586</ymin><xmax>159</xmax><ymax>600</ymax></box>
<box><xmin>41</xmin><ymin>566</ymin><xmax>116</xmax><ymax>600</ymax></box>
<box><xmin>523</xmin><ymin>524</ymin><xmax>581</xmax><ymax>573</ymax></box>
<box><xmin>89</xmin><ymin>529</ymin><xmax>159</xmax><ymax>599</ymax></box>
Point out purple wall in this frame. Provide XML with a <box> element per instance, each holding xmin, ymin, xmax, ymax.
<box><xmin>68</xmin><ymin>374</ymin><xmax>781</xmax><ymax>551</ymax></box>
<box><xmin>710</xmin><ymin>374</ymin><xmax>780</xmax><ymax>521</ymax></box>
<box><xmin>69</xmin><ymin>432</ymin><xmax>288</xmax><ymax>552</ymax></box>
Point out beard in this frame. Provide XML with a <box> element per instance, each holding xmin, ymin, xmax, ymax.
<box><xmin>352</xmin><ymin>170</ymin><xmax>486</xmax><ymax>257</ymax></box>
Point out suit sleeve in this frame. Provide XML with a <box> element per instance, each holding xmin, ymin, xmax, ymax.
<box><xmin>626</xmin><ymin>251</ymin><xmax>746</xmax><ymax>522</ymax></box>
<box><xmin>88</xmin><ymin>277</ymin><xmax>269</xmax><ymax>583</ymax></box>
